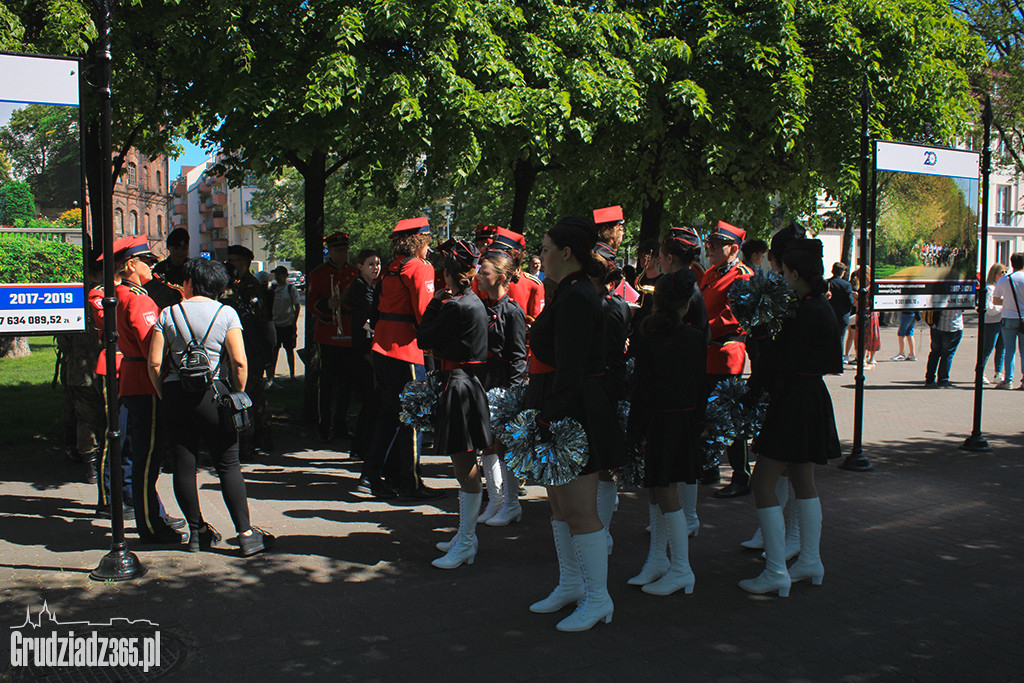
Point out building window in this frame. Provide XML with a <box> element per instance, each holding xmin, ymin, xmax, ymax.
<box><xmin>129</xmin><ymin>211</ymin><xmax>138</xmax><ymax>235</ymax></box>
<box><xmin>144</xmin><ymin>214</ymin><xmax>150</xmax><ymax>234</ymax></box>
<box><xmin>997</xmin><ymin>240</ymin><xmax>1011</xmax><ymax>266</ymax></box>
<box><xmin>156</xmin><ymin>170</ymin><xmax>162</xmax><ymax>192</ymax></box>
<box><xmin>996</xmin><ymin>185</ymin><xmax>1012</xmax><ymax>226</ymax></box>
<box><xmin>244</xmin><ymin>200</ymin><xmax>252</xmax><ymax>214</ymax></box>
<box><xmin>114</xmin><ymin>209</ymin><xmax>123</xmax><ymax>235</ymax></box>
<box><xmin>157</xmin><ymin>215</ymin><xmax>163</xmax><ymax>236</ymax></box>
<box><xmin>127</xmin><ymin>162</ymin><xmax>137</xmax><ymax>187</ymax></box>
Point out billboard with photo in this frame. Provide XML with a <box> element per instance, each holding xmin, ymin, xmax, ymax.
<box><xmin>872</xmin><ymin>140</ymin><xmax>980</xmax><ymax>310</ymax></box>
<box><xmin>0</xmin><ymin>52</ymin><xmax>86</xmax><ymax>335</ymax></box>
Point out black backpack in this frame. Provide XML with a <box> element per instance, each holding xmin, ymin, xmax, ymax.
<box><xmin>169</xmin><ymin>303</ymin><xmax>225</xmax><ymax>393</ymax></box>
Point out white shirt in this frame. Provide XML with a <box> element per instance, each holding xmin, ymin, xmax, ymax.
<box><xmin>993</xmin><ymin>272</ymin><xmax>1024</xmax><ymax>319</ymax></box>
<box><xmin>271</xmin><ymin>283</ymin><xmax>299</xmax><ymax>326</ymax></box>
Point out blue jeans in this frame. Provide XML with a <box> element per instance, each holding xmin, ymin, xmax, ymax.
<box><xmin>925</xmin><ymin>328</ymin><xmax>963</xmax><ymax>384</ymax></box>
<box><xmin>1000</xmin><ymin>318</ymin><xmax>1024</xmax><ymax>384</ymax></box>
<box><xmin>979</xmin><ymin>321</ymin><xmax>1005</xmax><ymax>377</ymax></box>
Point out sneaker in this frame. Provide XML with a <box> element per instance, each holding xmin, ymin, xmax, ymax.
<box><xmin>841</xmin><ymin>355</ymin><xmax>849</xmax><ymax>364</ymax></box>
<box><xmin>906</xmin><ymin>356</ymin><xmax>917</xmax><ymax>361</ymax></box>
<box><xmin>994</xmin><ymin>372</ymin><xmax>1005</xmax><ymax>383</ymax></box>
<box><xmin>890</xmin><ymin>354</ymin><xmax>906</xmax><ymax>361</ymax></box>
<box><xmin>996</xmin><ymin>381</ymin><xmax>1012</xmax><ymax>390</ymax></box>
<box><xmin>188</xmin><ymin>523</ymin><xmax>222</xmax><ymax>553</ymax></box>
<box><xmin>982</xmin><ymin>375</ymin><xmax>991</xmax><ymax>385</ymax></box>
<box><xmin>240</xmin><ymin>526</ymin><xmax>275</xmax><ymax>556</ymax></box>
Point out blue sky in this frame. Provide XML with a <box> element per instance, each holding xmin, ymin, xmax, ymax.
<box><xmin>170</xmin><ymin>138</ymin><xmax>215</xmax><ymax>179</ymax></box>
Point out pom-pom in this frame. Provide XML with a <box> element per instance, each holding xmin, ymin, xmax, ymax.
<box><xmin>617</xmin><ymin>400</ymin><xmax>630</xmax><ymax>436</ymax></box>
<box><xmin>502</xmin><ymin>411</ymin><xmax>590</xmax><ymax>486</ymax></box>
<box><xmin>613</xmin><ymin>438</ymin><xmax>646</xmax><ymax>489</ymax></box>
<box><xmin>728</xmin><ymin>269</ymin><xmax>796</xmax><ymax>339</ymax></box>
<box><xmin>701</xmin><ymin>377</ymin><xmax>767</xmax><ymax>468</ymax></box>
<box><xmin>488</xmin><ymin>384</ymin><xmax>526</xmax><ymax>443</ymax></box>
<box><xmin>399</xmin><ymin>372</ymin><xmax>443</xmax><ymax>431</ymax></box>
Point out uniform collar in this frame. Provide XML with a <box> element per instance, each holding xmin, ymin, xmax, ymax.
<box><xmin>716</xmin><ymin>258</ymin><xmax>740</xmax><ymax>275</ymax></box>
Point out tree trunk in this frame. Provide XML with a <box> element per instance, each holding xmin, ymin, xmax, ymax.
<box><xmin>0</xmin><ymin>337</ymin><xmax>31</xmax><ymax>359</ymax></box>
<box><xmin>299</xmin><ymin>149</ymin><xmax>328</xmax><ymax>421</ymax></box>
<box><xmin>509</xmin><ymin>159</ymin><xmax>539</xmax><ymax>234</ymax></box>
<box><xmin>840</xmin><ymin>209</ymin><xmax>856</xmax><ymax>268</ymax></box>
<box><xmin>83</xmin><ymin>121</ymin><xmax>104</xmax><ymax>253</ymax></box>
<box><xmin>639</xmin><ymin>192</ymin><xmax>665</xmax><ymax>248</ymax></box>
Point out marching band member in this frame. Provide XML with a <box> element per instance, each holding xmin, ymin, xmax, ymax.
<box><xmin>739</xmin><ymin>238</ymin><xmax>841</xmax><ymax>597</ymax></box>
<box><xmin>627</xmin><ymin>269</ymin><xmax>707</xmax><ymax>595</ymax></box>
<box><xmin>527</xmin><ymin>217</ymin><xmax>626</xmax><ymax>632</ymax></box>
<box><xmin>306</xmin><ymin>232</ymin><xmax>359</xmax><ymax>443</ymax></box>
<box><xmin>700</xmin><ymin>221</ymin><xmax>754</xmax><ymax>498</ymax></box>
<box><xmin>475</xmin><ymin>248</ymin><xmax>528</xmax><ymax>527</ymax></box>
<box><xmin>417</xmin><ymin>239</ymin><xmax>494</xmax><ymax>568</ymax></box>
<box><xmin>360</xmin><ymin>218</ymin><xmax>441</xmax><ymax>499</ymax></box>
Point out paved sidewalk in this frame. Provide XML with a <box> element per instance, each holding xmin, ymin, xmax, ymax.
<box><xmin>2</xmin><ymin>314</ymin><xmax>1023</xmax><ymax>681</ymax></box>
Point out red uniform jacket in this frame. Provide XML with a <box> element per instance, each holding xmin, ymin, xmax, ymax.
<box><xmin>307</xmin><ymin>260</ymin><xmax>359</xmax><ymax>346</ymax></box>
<box><xmin>509</xmin><ymin>272</ymin><xmax>545</xmax><ymax>323</ymax></box>
<box><xmin>699</xmin><ymin>259</ymin><xmax>753</xmax><ymax>375</ymax></box>
<box><xmin>371</xmin><ymin>256</ymin><xmax>435</xmax><ymax>364</ymax></box>
<box><xmin>115</xmin><ymin>282</ymin><xmax>159</xmax><ymax>396</ymax></box>
<box><xmin>89</xmin><ymin>284</ymin><xmax>122</xmax><ymax>377</ymax></box>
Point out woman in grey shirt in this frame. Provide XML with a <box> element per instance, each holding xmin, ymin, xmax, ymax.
<box><xmin>147</xmin><ymin>257</ymin><xmax>274</xmax><ymax>556</ymax></box>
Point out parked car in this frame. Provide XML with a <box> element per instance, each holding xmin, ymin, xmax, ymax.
<box><xmin>286</xmin><ymin>270</ymin><xmax>306</xmax><ymax>291</ymax></box>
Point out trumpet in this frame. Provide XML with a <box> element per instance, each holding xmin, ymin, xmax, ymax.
<box><xmin>636</xmin><ymin>283</ymin><xmax>655</xmax><ymax>309</ymax></box>
<box><xmin>330</xmin><ymin>274</ymin><xmax>344</xmax><ymax>339</ymax></box>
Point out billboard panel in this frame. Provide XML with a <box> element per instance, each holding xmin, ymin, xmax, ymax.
<box><xmin>872</xmin><ymin>140</ymin><xmax>981</xmax><ymax>310</ymax></box>
<box><xmin>0</xmin><ymin>52</ymin><xmax>86</xmax><ymax>335</ymax></box>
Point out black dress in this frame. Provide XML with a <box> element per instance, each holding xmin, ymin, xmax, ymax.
<box><xmin>628</xmin><ymin>322</ymin><xmax>708</xmax><ymax>486</ymax></box>
<box><xmin>749</xmin><ymin>294</ymin><xmax>843</xmax><ymax>464</ymax></box>
<box><xmin>526</xmin><ymin>271</ymin><xmax>627</xmax><ymax>475</ymax></box>
<box><xmin>482</xmin><ymin>294</ymin><xmax>528</xmax><ymax>391</ymax></box>
<box><xmin>601</xmin><ymin>291</ymin><xmax>631</xmax><ymax>402</ymax></box>
<box><xmin>417</xmin><ymin>292</ymin><xmax>493</xmax><ymax>454</ymax></box>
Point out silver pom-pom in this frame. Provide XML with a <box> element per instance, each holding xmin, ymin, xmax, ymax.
<box><xmin>701</xmin><ymin>377</ymin><xmax>747</xmax><ymax>468</ymax></box>
<box><xmin>488</xmin><ymin>384</ymin><xmax>526</xmax><ymax>442</ymax></box>
<box><xmin>728</xmin><ymin>269</ymin><xmax>797</xmax><ymax>339</ymax></box>
<box><xmin>399</xmin><ymin>372</ymin><xmax>443</xmax><ymax>431</ymax></box>
<box><xmin>502</xmin><ymin>411</ymin><xmax>590</xmax><ymax>486</ymax></box>
<box><xmin>613</xmin><ymin>438</ymin><xmax>646</xmax><ymax>489</ymax></box>
<box><xmin>617</xmin><ymin>400</ymin><xmax>630</xmax><ymax>436</ymax></box>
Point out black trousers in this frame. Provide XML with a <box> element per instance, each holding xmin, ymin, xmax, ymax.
<box><xmin>708</xmin><ymin>372</ymin><xmax>751</xmax><ymax>487</ymax></box>
<box><xmin>318</xmin><ymin>344</ymin><xmax>356</xmax><ymax>438</ymax></box>
<box><xmin>362</xmin><ymin>352</ymin><xmax>425</xmax><ymax>491</ymax></box>
<box><xmin>351</xmin><ymin>348</ymin><xmax>380</xmax><ymax>457</ymax></box>
<box><xmin>120</xmin><ymin>394</ymin><xmax>171</xmax><ymax>538</ymax></box>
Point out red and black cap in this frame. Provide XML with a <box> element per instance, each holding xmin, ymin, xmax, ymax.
<box><xmin>392</xmin><ymin>217</ymin><xmax>431</xmax><ymax>236</ymax></box>
<box><xmin>446</xmin><ymin>238</ymin><xmax>480</xmax><ymax>270</ymax></box>
<box><xmin>707</xmin><ymin>220</ymin><xmax>746</xmax><ymax>246</ymax></box>
<box><xmin>103</xmin><ymin>235</ymin><xmax>157</xmax><ymax>263</ymax></box>
<box><xmin>325</xmin><ymin>231</ymin><xmax>350</xmax><ymax>247</ymax></box>
<box><xmin>490</xmin><ymin>227</ymin><xmax>526</xmax><ymax>252</ymax></box>
<box><xmin>667</xmin><ymin>227</ymin><xmax>701</xmax><ymax>248</ymax></box>
<box><xmin>592</xmin><ymin>205</ymin><xmax>624</xmax><ymax>225</ymax></box>
<box><xmin>474</xmin><ymin>224</ymin><xmax>499</xmax><ymax>244</ymax></box>
<box><xmin>593</xmin><ymin>241</ymin><xmax>616</xmax><ymax>262</ymax></box>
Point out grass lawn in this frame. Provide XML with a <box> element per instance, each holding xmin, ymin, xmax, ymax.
<box><xmin>0</xmin><ymin>337</ymin><xmax>65</xmax><ymax>461</ymax></box>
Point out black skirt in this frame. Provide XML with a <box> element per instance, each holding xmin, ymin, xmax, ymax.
<box><xmin>434</xmin><ymin>369</ymin><xmax>494</xmax><ymax>455</ymax></box>
<box><xmin>642</xmin><ymin>410</ymin><xmax>703</xmax><ymax>487</ymax></box>
<box><xmin>524</xmin><ymin>372</ymin><xmax>627</xmax><ymax>476</ymax></box>
<box><xmin>752</xmin><ymin>375</ymin><xmax>841</xmax><ymax>464</ymax></box>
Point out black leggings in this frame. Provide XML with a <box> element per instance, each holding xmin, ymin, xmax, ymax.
<box><xmin>162</xmin><ymin>382</ymin><xmax>251</xmax><ymax>533</ymax></box>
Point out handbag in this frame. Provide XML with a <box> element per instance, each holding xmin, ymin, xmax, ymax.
<box><xmin>213</xmin><ymin>381</ymin><xmax>253</xmax><ymax>432</ymax></box>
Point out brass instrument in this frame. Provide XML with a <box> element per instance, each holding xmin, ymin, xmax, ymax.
<box><xmin>636</xmin><ymin>283</ymin><xmax>655</xmax><ymax>310</ymax></box>
<box><xmin>330</xmin><ymin>274</ymin><xmax>350</xmax><ymax>341</ymax></box>
<box><xmin>151</xmin><ymin>272</ymin><xmax>185</xmax><ymax>294</ymax></box>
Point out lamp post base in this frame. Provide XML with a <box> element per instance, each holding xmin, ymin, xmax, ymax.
<box><xmin>960</xmin><ymin>434</ymin><xmax>991</xmax><ymax>452</ymax></box>
<box><xmin>838</xmin><ymin>452</ymin><xmax>874</xmax><ymax>472</ymax></box>
<box><xmin>90</xmin><ymin>546</ymin><xmax>147</xmax><ymax>582</ymax></box>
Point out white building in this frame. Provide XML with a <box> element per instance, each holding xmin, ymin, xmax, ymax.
<box><xmin>169</xmin><ymin>156</ymin><xmax>268</xmax><ymax>269</ymax></box>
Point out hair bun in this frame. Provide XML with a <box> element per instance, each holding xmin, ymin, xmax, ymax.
<box><xmin>669</xmin><ymin>268</ymin><xmax>697</xmax><ymax>298</ymax></box>
<box><xmin>785</xmin><ymin>237</ymin><xmax>823</xmax><ymax>258</ymax></box>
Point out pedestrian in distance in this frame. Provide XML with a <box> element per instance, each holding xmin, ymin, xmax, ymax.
<box><xmin>992</xmin><ymin>253</ymin><xmax>1024</xmax><ymax>389</ymax></box>
<box><xmin>979</xmin><ymin>263</ymin><xmax>1007</xmax><ymax>385</ymax></box>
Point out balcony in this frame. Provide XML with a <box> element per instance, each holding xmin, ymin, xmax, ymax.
<box><xmin>198</xmin><ymin>181</ymin><xmax>211</xmax><ymax>195</ymax></box>
<box><xmin>206</xmin><ymin>192</ymin><xmax>227</xmax><ymax>209</ymax></box>
<box><xmin>170</xmin><ymin>212</ymin><xmax>185</xmax><ymax>227</ymax></box>
<box><xmin>173</xmin><ymin>203</ymin><xmax>187</xmax><ymax>215</ymax></box>
<box><xmin>210</xmin><ymin>216</ymin><xmax>227</xmax><ymax>229</ymax></box>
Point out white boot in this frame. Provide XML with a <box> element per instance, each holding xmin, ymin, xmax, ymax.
<box><xmin>556</xmin><ymin>530</ymin><xmax>614</xmax><ymax>631</ymax></box>
<box><xmin>738</xmin><ymin>506</ymin><xmax>791</xmax><ymax>597</ymax></box>
<box><xmin>486</xmin><ymin>457</ymin><xmax>522</xmax><ymax>526</ymax></box>
<box><xmin>477</xmin><ymin>454</ymin><xmax>503</xmax><ymax>524</ymax></box>
<box><xmin>679</xmin><ymin>483</ymin><xmax>700</xmax><ymax>537</ymax></box>
<box><xmin>432</xmin><ymin>491</ymin><xmax>480</xmax><ymax>569</ymax></box>
<box><xmin>784</xmin><ymin>496</ymin><xmax>802</xmax><ymax>561</ymax></box>
<box><xmin>643</xmin><ymin>509</ymin><xmax>695</xmax><ymax>596</ymax></box>
<box><xmin>743</xmin><ymin>476</ymin><xmax>788</xmax><ymax>550</ymax></box>
<box><xmin>530</xmin><ymin>520</ymin><xmax>584</xmax><ymax>613</ymax></box>
<box><xmin>597</xmin><ymin>480</ymin><xmax>617</xmax><ymax>555</ymax></box>
<box><xmin>788</xmin><ymin>497</ymin><xmax>824</xmax><ymax>586</ymax></box>
<box><xmin>628</xmin><ymin>504</ymin><xmax>669</xmax><ymax>585</ymax></box>
<box><xmin>435</xmin><ymin>533</ymin><xmax>478</xmax><ymax>553</ymax></box>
